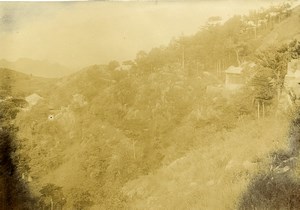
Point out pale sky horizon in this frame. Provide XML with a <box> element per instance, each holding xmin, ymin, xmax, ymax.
<box><xmin>0</xmin><ymin>0</ymin><xmax>297</xmax><ymax>70</ymax></box>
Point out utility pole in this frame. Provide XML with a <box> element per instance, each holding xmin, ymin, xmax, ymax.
<box><xmin>257</xmin><ymin>100</ymin><xmax>260</xmax><ymax>120</ymax></box>
<box><xmin>182</xmin><ymin>45</ymin><xmax>185</xmax><ymax>71</ymax></box>
<box><xmin>262</xmin><ymin>101</ymin><xmax>265</xmax><ymax>118</ymax></box>
<box><xmin>132</xmin><ymin>140</ymin><xmax>136</xmax><ymax>160</ymax></box>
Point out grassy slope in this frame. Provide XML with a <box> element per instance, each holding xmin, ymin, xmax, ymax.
<box><xmin>122</xmin><ymin>116</ymin><xmax>290</xmax><ymax>210</ymax></box>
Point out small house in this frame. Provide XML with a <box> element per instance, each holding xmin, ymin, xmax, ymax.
<box><xmin>25</xmin><ymin>93</ymin><xmax>43</xmax><ymax>107</ymax></box>
<box><xmin>285</xmin><ymin>59</ymin><xmax>300</xmax><ymax>98</ymax></box>
<box><xmin>285</xmin><ymin>59</ymin><xmax>300</xmax><ymax>86</ymax></box>
<box><xmin>225</xmin><ymin>66</ymin><xmax>244</xmax><ymax>90</ymax></box>
<box><xmin>25</xmin><ymin>93</ymin><xmax>42</xmax><ymax>106</ymax></box>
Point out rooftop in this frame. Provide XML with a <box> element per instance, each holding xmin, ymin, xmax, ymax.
<box><xmin>225</xmin><ymin>66</ymin><xmax>243</xmax><ymax>74</ymax></box>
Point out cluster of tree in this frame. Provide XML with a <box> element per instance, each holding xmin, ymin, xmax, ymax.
<box><xmin>104</xmin><ymin>3</ymin><xmax>292</xmax><ymax>80</ymax></box>
<box><xmin>246</xmin><ymin>40</ymin><xmax>300</xmax><ymax>109</ymax></box>
<box><xmin>0</xmin><ymin>70</ymin><xmax>68</xmax><ymax>210</ymax></box>
<box><xmin>14</xmin><ymin>60</ymin><xmax>256</xmax><ymax>208</ymax></box>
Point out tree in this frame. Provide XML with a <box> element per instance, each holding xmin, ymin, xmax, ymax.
<box><xmin>135</xmin><ymin>50</ymin><xmax>150</xmax><ymax>72</ymax></box>
<box><xmin>254</xmin><ymin>45</ymin><xmax>290</xmax><ymax>103</ymax></box>
<box><xmin>0</xmin><ymin>92</ymin><xmax>36</xmax><ymax>209</ymax></box>
<box><xmin>246</xmin><ymin>41</ymin><xmax>300</xmax><ymax>117</ymax></box>
<box><xmin>70</xmin><ymin>188</ymin><xmax>94</xmax><ymax>210</ymax></box>
<box><xmin>0</xmin><ymin>69</ymin><xmax>14</xmax><ymax>98</ymax></box>
<box><xmin>203</xmin><ymin>16</ymin><xmax>222</xmax><ymax>31</ymax></box>
<box><xmin>39</xmin><ymin>184</ymin><xmax>66</xmax><ymax>210</ymax></box>
<box><xmin>112</xmin><ymin>77</ymin><xmax>137</xmax><ymax>106</ymax></box>
<box><xmin>288</xmin><ymin>39</ymin><xmax>300</xmax><ymax>59</ymax></box>
<box><xmin>107</xmin><ymin>60</ymin><xmax>120</xmax><ymax>71</ymax></box>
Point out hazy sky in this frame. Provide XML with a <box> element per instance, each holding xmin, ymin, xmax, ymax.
<box><xmin>0</xmin><ymin>0</ymin><xmax>295</xmax><ymax>69</ymax></box>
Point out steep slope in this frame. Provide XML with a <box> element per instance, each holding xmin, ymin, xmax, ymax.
<box><xmin>122</xmin><ymin>117</ymin><xmax>290</xmax><ymax>209</ymax></box>
<box><xmin>14</xmin><ymin>63</ymin><xmax>217</xmax><ymax>208</ymax></box>
<box><xmin>260</xmin><ymin>5</ymin><xmax>300</xmax><ymax>49</ymax></box>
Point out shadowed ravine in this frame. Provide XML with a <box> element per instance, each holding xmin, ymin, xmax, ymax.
<box><xmin>0</xmin><ymin>96</ymin><xmax>36</xmax><ymax>209</ymax></box>
<box><xmin>0</xmin><ymin>128</ymin><xmax>36</xmax><ymax>209</ymax></box>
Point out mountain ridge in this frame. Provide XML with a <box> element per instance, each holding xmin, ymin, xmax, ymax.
<box><xmin>0</xmin><ymin>58</ymin><xmax>74</xmax><ymax>78</ymax></box>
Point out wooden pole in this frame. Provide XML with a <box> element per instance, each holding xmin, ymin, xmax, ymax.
<box><xmin>182</xmin><ymin>45</ymin><xmax>185</xmax><ymax>71</ymax></box>
<box><xmin>50</xmin><ymin>198</ymin><xmax>54</xmax><ymax>210</ymax></box>
<box><xmin>262</xmin><ymin>102</ymin><xmax>265</xmax><ymax>118</ymax></box>
<box><xmin>218</xmin><ymin>60</ymin><xmax>221</xmax><ymax>77</ymax></box>
<box><xmin>257</xmin><ymin>101</ymin><xmax>260</xmax><ymax>120</ymax></box>
<box><xmin>133</xmin><ymin>140</ymin><xmax>136</xmax><ymax>160</ymax></box>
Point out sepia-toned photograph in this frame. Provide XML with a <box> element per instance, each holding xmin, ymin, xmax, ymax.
<box><xmin>1</xmin><ymin>0</ymin><xmax>300</xmax><ymax>209</ymax></box>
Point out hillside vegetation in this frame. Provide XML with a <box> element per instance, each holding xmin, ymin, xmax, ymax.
<box><xmin>0</xmin><ymin>68</ymin><xmax>56</xmax><ymax>97</ymax></box>
<box><xmin>2</xmin><ymin>2</ymin><xmax>300</xmax><ymax>210</ymax></box>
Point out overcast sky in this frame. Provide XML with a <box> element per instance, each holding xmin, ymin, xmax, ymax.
<box><xmin>0</xmin><ymin>0</ymin><xmax>295</xmax><ymax>69</ymax></box>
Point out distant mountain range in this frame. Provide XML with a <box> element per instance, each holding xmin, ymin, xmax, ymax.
<box><xmin>0</xmin><ymin>58</ymin><xmax>74</xmax><ymax>78</ymax></box>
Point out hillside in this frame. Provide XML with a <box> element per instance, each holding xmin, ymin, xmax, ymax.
<box><xmin>13</xmin><ymin>61</ymin><xmax>232</xmax><ymax>208</ymax></box>
<box><xmin>0</xmin><ymin>68</ymin><xmax>56</xmax><ymax>97</ymax></box>
<box><xmin>3</xmin><ymin>2</ymin><xmax>300</xmax><ymax>210</ymax></box>
<box><xmin>12</xmin><ymin>63</ymin><xmax>297</xmax><ymax>209</ymax></box>
<box><xmin>260</xmin><ymin>5</ymin><xmax>300</xmax><ymax>49</ymax></box>
<box><xmin>122</xmin><ymin>117</ymin><xmax>290</xmax><ymax>210</ymax></box>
